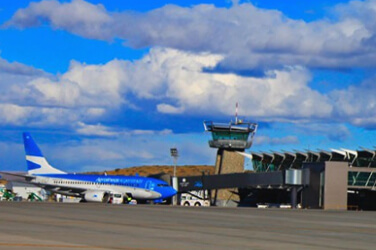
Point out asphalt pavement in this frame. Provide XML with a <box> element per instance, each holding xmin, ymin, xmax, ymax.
<box><xmin>0</xmin><ymin>202</ymin><xmax>375</xmax><ymax>249</ymax></box>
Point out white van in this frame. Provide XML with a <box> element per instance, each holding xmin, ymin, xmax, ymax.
<box><xmin>110</xmin><ymin>193</ymin><xmax>123</xmax><ymax>204</ymax></box>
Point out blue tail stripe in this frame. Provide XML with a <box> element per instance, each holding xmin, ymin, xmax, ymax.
<box><xmin>27</xmin><ymin>160</ymin><xmax>41</xmax><ymax>171</ymax></box>
<box><xmin>23</xmin><ymin>132</ymin><xmax>43</xmax><ymax>157</ymax></box>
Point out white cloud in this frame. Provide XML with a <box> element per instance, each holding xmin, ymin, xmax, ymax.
<box><xmin>26</xmin><ymin>77</ymin><xmax>82</xmax><ymax>108</ymax></box>
<box><xmin>330</xmin><ymin>78</ymin><xmax>376</xmax><ymax>128</ymax></box>
<box><xmin>2</xmin><ymin>46</ymin><xmax>376</xmax><ymax>130</ymax></box>
<box><xmin>129</xmin><ymin>49</ymin><xmax>332</xmax><ymax>120</ymax></box>
<box><xmin>0</xmin><ymin>104</ymin><xmax>30</xmax><ymax>125</ymax></box>
<box><xmin>157</xmin><ymin>104</ymin><xmax>184</xmax><ymax>114</ymax></box>
<box><xmin>0</xmin><ymin>58</ymin><xmax>128</xmax><ymax>128</ymax></box>
<box><xmin>0</xmin><ymin>47</ymin><xmax>340</xmax><ymax>129</ymax></box>
<box><xmin>5</xmin><ymin>0</ymin><xmax>376</xmax><ymax>71</ymax></box>
<box><xmin>76</xmin><ymin>122</ymin><xmax>118</xmax><ymax>137</ymax></box>
<box><xmin>0</xmin><ymin>57</ymin><xmax>45</xmax><ymax>76</ymax></box>
<box><xmin>4</xmin><ymin>0</ymin><xmax>113</xmax><ymax>40</ymax></box>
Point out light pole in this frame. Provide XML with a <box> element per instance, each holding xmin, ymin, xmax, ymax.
<box><xmin>170</xmin><ymin>148</ymin><xmax>178</xmax><ymax>205</ymax></box>
<box><xmin>170</xmin><ymin>148</ymin><xmax>178</xmax><ymax>176</ymax></box>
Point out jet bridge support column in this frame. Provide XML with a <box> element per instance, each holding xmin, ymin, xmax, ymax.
<box><xmin>290</xmin><ymin>186</ymin><xmax>298</xmax><ymax>209</ymax></box>
<box><xmin>285</xmin><ymin>169</ymin><xmax>309</xmax><ymax>209</ymax></box>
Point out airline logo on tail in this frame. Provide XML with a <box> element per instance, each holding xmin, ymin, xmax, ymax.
<box><xmin>23</xmin><ymin>133</ymin><xmax>66</xmax><ymax>175</ymax></box>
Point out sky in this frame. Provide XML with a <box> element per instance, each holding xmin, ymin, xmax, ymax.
<box><xmin>1</xmin><ymin>0</ymin><xmax>376</xmax><ymax>172</ymax></box>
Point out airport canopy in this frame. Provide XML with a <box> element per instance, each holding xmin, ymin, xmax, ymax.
<box><xmin>248</xmin><ymin>147</ymin><xmax>376</xmax><ymax>172</ymax></box>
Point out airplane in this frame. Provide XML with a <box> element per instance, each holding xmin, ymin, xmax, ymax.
<box><xmin>1</xmin><ymin>132</ymin><xmax>177</xmax><ymax>203</ymax></box>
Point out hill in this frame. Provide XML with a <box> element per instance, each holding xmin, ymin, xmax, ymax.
<box><xmin>87</xmin><ymin>165</ymin><xmax>215</xmax><ymax>177</ymax></box>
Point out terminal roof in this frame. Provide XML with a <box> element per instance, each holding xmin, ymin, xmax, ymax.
<box><xmin>247</xmin><ymin>147</ymin><xmax>376</xmax><ymax>171</ymax></box>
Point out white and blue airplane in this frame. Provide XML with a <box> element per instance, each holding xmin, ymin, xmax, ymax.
<box><xmin>3</xmin><ymin>133</ymin><xmax>177</xmax><ymax>203</ymax></box>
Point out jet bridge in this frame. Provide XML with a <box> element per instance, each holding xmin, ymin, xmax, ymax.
<box><xmin>176</xmin><ymin>161</ymin><xmax>363</xmax><ymax>210</ymax></box>
<box><xmin>176</xmin><ymin>170</ymin><xmax>309</xmax><ymax>207</ymax></box>
<box><xmin>177</xmin><ymin>171</ymin><xmax>284</xmax><ymax>192</ymax></box>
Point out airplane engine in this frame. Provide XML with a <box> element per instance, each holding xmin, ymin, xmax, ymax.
<box><xmin>83</xmin><ymin>191</ymin><xmax>110</xmax><ymax>203</ymax></box>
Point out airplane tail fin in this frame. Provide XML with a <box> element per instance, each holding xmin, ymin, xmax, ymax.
<box><xmin>23</xmin><ymin>132</ymin><xmax>66</xmax><ymax>175</ymax></box>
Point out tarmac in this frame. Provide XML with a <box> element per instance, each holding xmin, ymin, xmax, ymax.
<box><xmin>0</xmin><ymin>202</ymin><xmax>375</xmax><ymax>250</ymax></box>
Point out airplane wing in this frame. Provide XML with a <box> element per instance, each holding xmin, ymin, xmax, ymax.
<box><xmin>33</xmin><ymin>182</ymin><xmax>88</xmax><ymax>197</ymax></box>
<box><xmin>0</xmin><ymin>172</ymin><xmax>87</xmax><ymax>196</ymax></box>
<box><xmin>0</xmin><ymin>171</ymin><xmax>36</xmax><ymax>182</ymax></box>
<box><xmin>0</xmin><ymin>171</ymin><xmax>117</xmax><ymax>199</ymax></box>
<box><xmin>35</xmin><ymin>182</ymin><xmax>118</xmax><ymax>199</ymax></box>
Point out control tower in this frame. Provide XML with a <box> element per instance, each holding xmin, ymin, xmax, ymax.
<box><xmin>204</xmin><ymin>118</ymin><xmax>257</xmax><ymax>205</ymax></box>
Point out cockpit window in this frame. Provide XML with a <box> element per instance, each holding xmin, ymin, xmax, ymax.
<box><xmin>157</xmin><ymin>184</ymin><xmax>169</xmax><ymax>187</ymax></box>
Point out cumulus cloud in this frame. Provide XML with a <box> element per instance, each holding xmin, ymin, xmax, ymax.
<box><xmin>5</xmin><ymin>0</ymin><xmax>376</xmax><ymax>71</ymax></box>
<box><xmin>4</xmin><ymin>45</ymin><xmax>376</xmax><ymax>131</ymax></box>
<box><xmin>76</xmin><ymin>122</ymin><xmax>118</xmax><ymax>137</ymax></box>
<box><xmin>0</xmin><ymin>56</ymin><xmax>48</xmax><ymax>95</ymax></box>
<box><xmin>0</xmin><ymin>57</ymin><xmax>45</xmax><ymax>76</ymax></box>
<box><xmin>126</xmin><ymin>48</ymin><xmax>332</xmax><ymax>120</ymax></box>
<box><xmin>330</xmin><ymin>78</ymin><xmax>376</xmax><ymax>128</ymax></box>
<box><xmin>4</xmin><ymin>0</ymin><xmax>113</xmax><ymax>40</ymax></box>
<box><xmin>0</xmin><ymin>58</ymin><xmax>128</xmax><ymax>128</ymax></box>
<box><xmin>0</xmin><ymin>47</ymin><xmax>362</xmax><ymax>130</ymax></box>
<box><xmin>0</xmin><ymin>104</ymin><xmax>31</xmax><ymax>125</ymax></box>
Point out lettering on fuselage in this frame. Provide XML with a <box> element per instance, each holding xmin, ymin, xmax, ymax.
<box><xmin>95</xmin><ymin>177</ymin><xmax>143</xmax><ymax>186</ymax></box>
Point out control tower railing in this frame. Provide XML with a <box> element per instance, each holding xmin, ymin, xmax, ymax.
<box><xmin>204</xmin><ymin>121</ymin><xmax>258</xmax><ymax>150</ymax></box>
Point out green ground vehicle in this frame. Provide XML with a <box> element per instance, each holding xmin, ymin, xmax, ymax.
<box><xmin>1</xmin><ymin>189</ymin><xmax>15</xmax><ymax>201</ymax></box>
<box><xmin>27</xmin><ymin>192</ymin><xmax>43</xmax><ymax>202</ymax></box>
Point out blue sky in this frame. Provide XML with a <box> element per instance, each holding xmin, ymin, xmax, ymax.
<box><xmin>1</xmin><ymin>0</ymin><xmax>376</xmax><ymax>172</ymax></box>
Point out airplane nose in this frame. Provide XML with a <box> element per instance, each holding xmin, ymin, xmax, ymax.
<box><xmin>169</xmin><ymin>187</ymin><xmax>177</xmax><ymax>197</ymax></box>
<box><xmin>160</xmin><ymin>187</ymin><xmax>177</xmax><ymax>199</ymax></box>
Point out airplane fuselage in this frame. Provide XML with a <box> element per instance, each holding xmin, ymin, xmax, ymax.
<box><xmin>32</xmin><ymin>174</ymin><xmax>174</xmax><ymax>200</ymax></box>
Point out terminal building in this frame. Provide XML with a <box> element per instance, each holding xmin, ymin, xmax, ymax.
<box><xmin>175</xmin><ymin>115</ymin><xmax>376</xmax><ymax>210</ymax></box>
<box><xmin>246</xmin><ymin>149</ymin><xmax>376</xmax><ymax>210</ymax></box>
